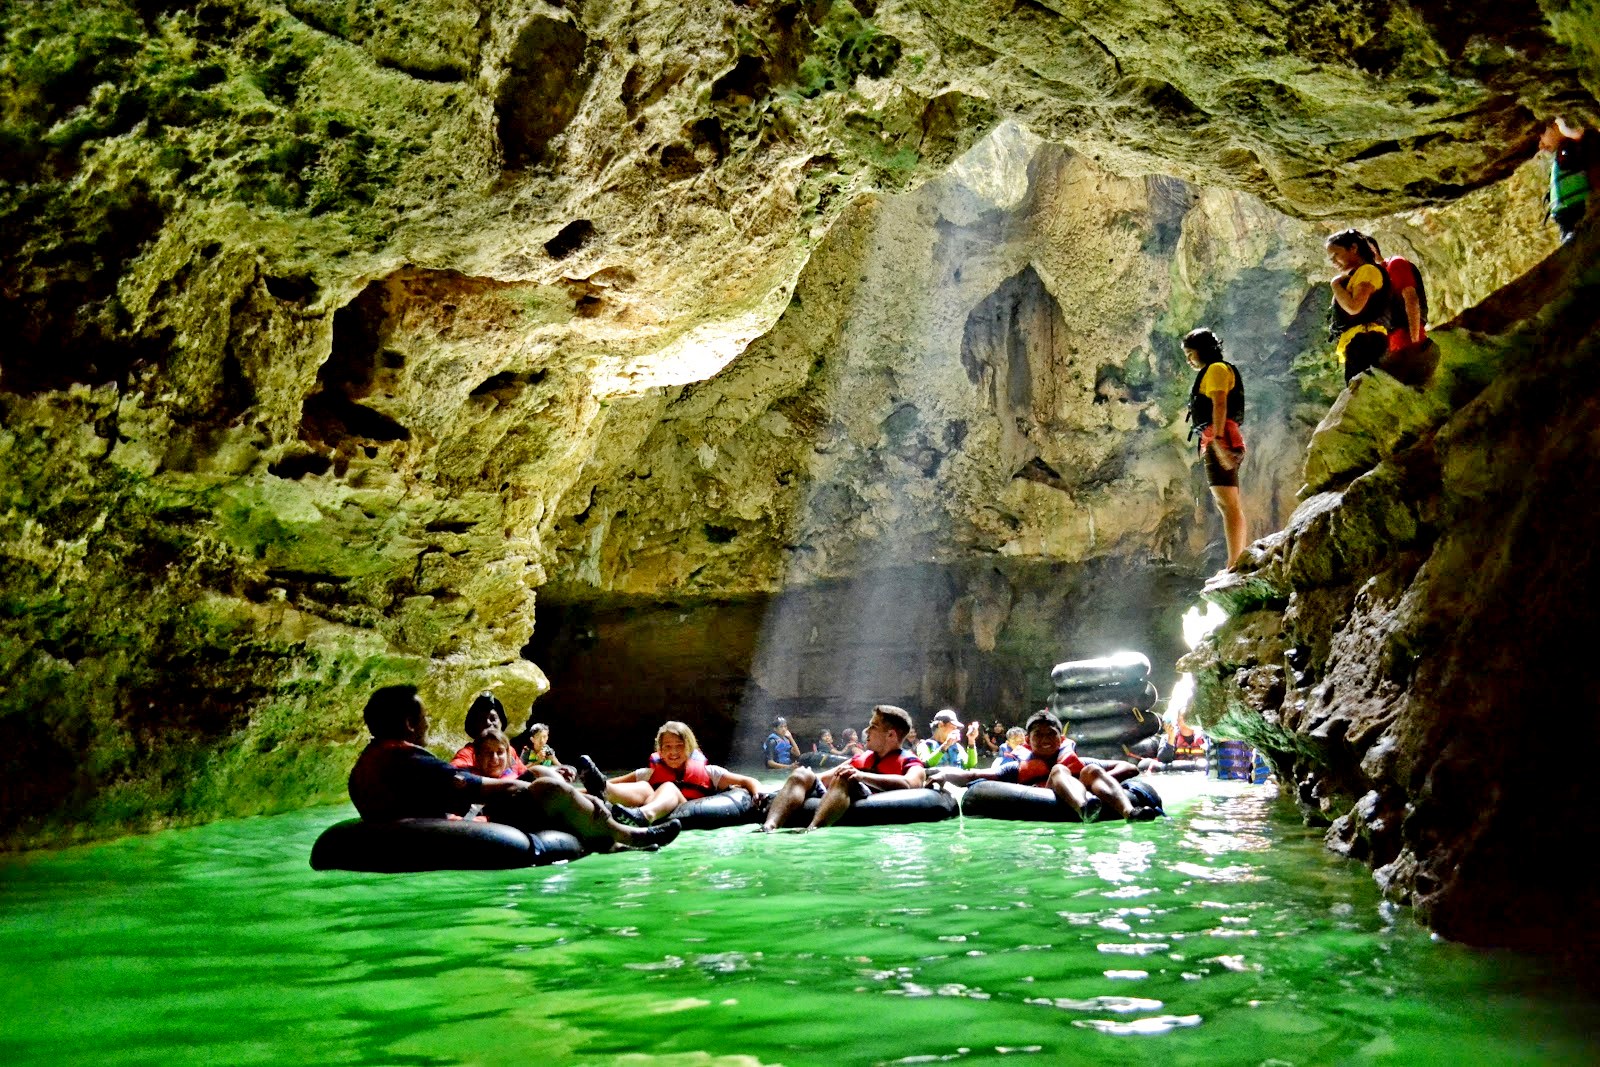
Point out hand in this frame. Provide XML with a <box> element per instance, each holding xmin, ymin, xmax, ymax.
<box><xmin>557</xmin><ymin>766</ymin><xmax>576</xmax><ymax>782</ymax></box>
<box><xmin>835</xmin><ymin>765</ymin><xmax>857</xmax><ymax>783</ymax></box>
<box><xmin>966</xmin><ymin>722</ymin><xmax>979</xmax><ymax>743</ymax></box>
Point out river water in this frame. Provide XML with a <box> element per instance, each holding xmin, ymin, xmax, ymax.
<box><xmin>2</xmin><ymin>777</ymin><xmax>1594</xmax><ymax>1066</ymax></box>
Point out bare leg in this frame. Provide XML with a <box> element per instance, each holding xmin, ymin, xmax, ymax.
<box><xmin>1080</xmin><ymin>765</ymin><xmax>1133</xmax><ymax>819</ymax></box>
<box><xmin>759</xmin><ymin>768</ymin><xmax>816</xmax><ymax>831</ymax></box>
<box><xmin>513</xmin><ymin>780</ymin><xmax>680</xmax><ymax>851</ymax></box>
<box><xmin>1045</xmin><ymin>764</ymin><xmax>1095</xmax><ymax>818</ymax></box>
<box><xmin>807</xmin><ymin>778</ymin><xmax>856</xmax><ymax>831</ymax></box>
<box><xmin>1210</xmin><ymin>486</ymin><xmax>1247</xmax><ymax>568</ymax></box>
<box><xmin>606</xmin><ymin>780</ymin><xmax>655</xmax><ymax>806</ymax></box>
<box><xmin>522</xmin><ymin>766</ymin><xmax>568</xmax><ymax>783</ymax></box>
<box><xmin>639</xmin><ymin>783</ymin><xmax>686</xmax><ymax>824</ymax></box>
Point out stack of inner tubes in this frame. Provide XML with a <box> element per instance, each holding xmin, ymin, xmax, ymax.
<box><xmin>1048</xmin><ymin>651</ymin><xmax>1161</xmax><ymax>759</ymax></box>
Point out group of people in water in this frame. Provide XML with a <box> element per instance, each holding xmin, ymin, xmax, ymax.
<box><xmin>347</xmin><ymin>688</ymin><xmax>1164</xmax><ymax>852</ymax></box>
<box><xmin>1188</xmin><ymin>118</ymin><xmax>1595</xmax><ymax>570</ymax></box>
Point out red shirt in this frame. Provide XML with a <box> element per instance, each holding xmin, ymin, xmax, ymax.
<box><xmin>450</xmin><ymin>744</ymin><xmax>526</xmax><ymax>778</ymax></box>
<box><xmin>1385</xmin><ymin>257</ymin><xmax>1426</xmax><ymax>352</ymax></box>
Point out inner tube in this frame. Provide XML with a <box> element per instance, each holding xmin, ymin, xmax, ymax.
<box><xmin>961</xmin><ymin>779</ymin><xmax>1164</xmax><ymax>822</ymax></box>
<box><xmin>1050</xmin><ymin>680</ymin><xmax>1159</xmax><ymax>714</ymax></box>
<box><xmin>670</xmin><ymin>787</ymin><xmax>757</xmax><ymax>830</ymax></box>
<box><xmin>1066</xmin><ymin>712</ymin><xmax>1162</xmax><ymax>748</ymax></box>
<box><xmin>310</xmin><ymin>818</ymin><xmax>586</xmax><ymax>873</ymax></box>
<box><xmin>800</xmin><ymin>787</ymin><xmax>958</xmax><ymax>826</ymax></box>
<box><xmin>799</xmin><ymin>752</ymin><xmax>851</xmax><ymax>770</ymax></box>
<box><xmin>1049</xmin><ymin>651</ymin><xmax>1150</xmax><ymax>690</ymax></box>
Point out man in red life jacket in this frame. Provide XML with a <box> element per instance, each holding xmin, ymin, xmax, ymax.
<box><xmin>928</xmin><ymin>710</ymin><xmax>1161</xmax><ymax>822</ymax></box>
<box><xmin>758</xmin><ymin>704</ymin><xmax>926</xmax><ymax>832</ymax></box>
<box><xmin>348</xmin><ymin>685</ymin><xmax>682</xmax><ymax>851</ymax></box>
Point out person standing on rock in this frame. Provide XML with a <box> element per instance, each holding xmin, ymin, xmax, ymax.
<box><xmin>1183</xmin><ymin>328</ymin><xmax>1247</xmax><ymax>569</ymax></box>
<box><xmin>1326</xmin><ymin>229</ymin><xmax>1392</xmax><ymax>382</ymax></box>
<box><xmin>1542</xmin><ymin>117</ymin><xmax>1596</xmax><ymax>244</ymax></box>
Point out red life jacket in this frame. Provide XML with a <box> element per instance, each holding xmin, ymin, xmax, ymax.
<box><xmin>850</xmin><ymin>747</ymin><xmax>924</xmax><ymax>776</ymax></box>
<box><xmin>1012</xmin><ymin>745</ymin><xmax>1083</xmax><ymax>786</ymax></box>
<box><xmin>647</xmin><ymin>750</ymin><xmax>715</xmax><ymax>799</ymax></box>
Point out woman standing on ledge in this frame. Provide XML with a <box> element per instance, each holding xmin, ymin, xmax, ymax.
<box><xmin>1183</xmin><ymin>327</ymin><xmax>1247</xmax><ymax>569</ymax></box>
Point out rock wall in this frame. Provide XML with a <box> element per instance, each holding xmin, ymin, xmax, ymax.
<box><xmin>1180</xmin><ymin>227</ymin><xmax>1600</xmax><ymax>957</ymax></box>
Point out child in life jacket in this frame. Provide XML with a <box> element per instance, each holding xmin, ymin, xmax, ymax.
<box><xmin>759</xmin><ymin>704</ymin><xmax>927</xmax><ymax>832</ymax></box>
<box><xmin>929</xmin><ymin>710</ymin><xmax>1162</xmax><ymax>822</ymax></box>
<box><xmin>459</xmin><ymin>729</ymin><xmax>518</xmax><ymax>821</ymax></box>
<box><xmin>518</xmin><ymin>722</ymin><xmax>561</xmax><ymax>768</ymax></box>
<box><xmin>594</xmin><ymin>721</ymin><xmax>764</xmax><ymax>825</ymax></box>
<box><xmin>995</xmin><ymin>726</ymin><xmax>1027</xmax><ymax>764</ymax></box>
<box><xmin>450</xmin><ymin>693</ymin><xmax>527</xmax><ymax>778</ymax></box>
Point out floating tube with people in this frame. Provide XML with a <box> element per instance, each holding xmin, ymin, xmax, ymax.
<box><xmin>669</xmin><ymin>787</ymin><xmax>758</xmax><ymax>830</ymax></box>
<box><xmin>798</xmin><ymin>786</ymin><xmax>958</xmax><ymax>826</ymax></box>
<box><xmin>310</xmin><ymin>818</ymin><xmax>587</xmax><ymax>873</ymax></box>
<box><xmin>1049</xmin><ymin>651</ymin><xmax>1151</xmax><ymax>691</ymax></box>
<box><xmin>959</xmin><ymin>779</ymin><xmax>1164</xmax><ymax>823</ymax></box>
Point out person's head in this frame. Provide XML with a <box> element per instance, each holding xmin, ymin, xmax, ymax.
<box><xmin>463</xmin><ymin>692</ymin><xmax>506</xmax><ymax>739</ymax></box>
<box><xmin>1326</xmin><ymin>229</ymin><xmax>1375</xmax><ymax>271</ymax></box>
<box><xmin>772</xmin><ymin>717</ymin><xmax>788</xmax><ymax>733</ymax></box>
<box><xmin>1182</xmin><ymin>328</ymin><xmax>1223</xmax><ymax>370</ymax></box>
<box><xmin>1005</xmin><ymin>726</ymin><xmax>1026</xmax><ymax>747</ymax></box>
<box><xmin>819</xmin><ymin>729</ymin><xmax>834</xmax><ymax>744</ymax></box>
<box><xmin>865</xmin><ymin>704</ymin><xmax>913</xmax><ymax>753</ymax></box>
<box><xmin>1542</xmin><ymin>119</ymin><xmax>1570</xmax><ymax>152</ymax></box>
<box><xmin>655</xmin><ymin>721</ymin><xmax>700</xmax><ymax>768</ymax></box>
<box><xmin>1023</xmin><ymin>709</ymin><xmax>1065</xmax><ymax>759</ymax></box>
<box><xmin>842</xmin><ymin>728</ymin><xmax>859</xmax><ymax>743</ymax></box>
<box><xmin>472</xmin><ymin>728</ymin><xmax>512</xmax><ymax>778</ymax></box>
<box><xmin>364</xmin><ymin>685</ymin><xmax>426</xmax><ymax>742</ymax></box>
<box><xmin>1363</xmin><ymin>234</ymin><xmax>1384</xmax><ymax>262</ymax></box>
<box><xmin>524</xmin><ymin>722</ymin><xmax>550</xmax><ymax>753</ymax></box>
<box><xmin>928</xmin><ymin>708</ymin><xmax>963</xmax><ymax>741</ymax></box>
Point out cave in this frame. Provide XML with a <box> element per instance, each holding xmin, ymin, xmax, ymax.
<box><xmin>3</xmin><ymin>0</ymin><xmax>1600</xmax><ymax>1060</ymax></box>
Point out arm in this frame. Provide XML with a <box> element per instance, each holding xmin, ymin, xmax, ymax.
<box><xmin>927</xmin><ymin>764</ymin><xmax>1006</xmax><ymax>787</ymax></box>
<box><xmin>712</xmin><ymin>767</ymin><xmax>763</xmax><ymax>796</ymax></box>
<box><xmin>1331</xmin><ymin>273</ymin><xmax>1375</xmax><ymax>315</ymax></box>
<box><xmin>1403</xmin><ymin>288</ymin><xmax>1423</xmax><ymax>344</ymax></box>
<box><xmin>1210</xmin><ymin>391</ymin><xmax>1228</xmax><ymax>438</ymax></box>
<box><xmin>962</xmin><ymin>743</ymin><xmax>978</xmax><ymax>770</ymax></box>
<box><xmin>607</xmin><ymin>768</ymin><xmax>647</xmax><ymax>786</ymax></box>
<box><xmin>843</xmin><ymin>763</ymin><xmax>926</xmax><ymax>791</ymax></box>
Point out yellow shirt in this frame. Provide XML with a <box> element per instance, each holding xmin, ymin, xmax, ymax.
<box><xmin>1198</xmin><ymin>361</ymin><xmax>1235</xmax><ymax>398</ymax></box>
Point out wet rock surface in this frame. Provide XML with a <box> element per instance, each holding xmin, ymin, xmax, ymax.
<box><xmin>1184</xmin><ymin>228</ymin><xmax>1600</xmax><ymax>956</ymax></box>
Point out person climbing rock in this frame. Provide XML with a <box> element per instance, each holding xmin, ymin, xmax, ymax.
<box><xmin>1542</xmin><ymin>117</ymin><xmax>1596</xmax><ymax>244</ymax></box>
<box><xmin>1182</xmin><ymin>327</ymin><xmax>1247</xmax><ymax>569</ymax></box>
<box><xmin>1326</xmin><ymin>229</ymin><xmax>1391</xmax><ymax>382</ymax></box>
<box><xmin>1361</xmin><ymin>234</ymin><xmax>1435</xmax><ymax>386</ymax></box>
<box><xmin>348</xmin><ymin>686</ymin><xmax>682</xmax><ymax>853</ymax></box>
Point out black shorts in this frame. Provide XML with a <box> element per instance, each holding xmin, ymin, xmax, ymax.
<box><xmin>808</xmin><ymin>777</ymin><xmax>872</xmax><ymax>801</ymax></box>
<box><xmin>1202</xmin><ymin>444</ymin><xmax>1240</xmax><ymax>488</ymax></box>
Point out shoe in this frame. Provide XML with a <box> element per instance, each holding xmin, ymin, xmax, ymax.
<box><xmin>636</xmin><ymin>818</ymin><xmax>682</xmax><ymax>848</ymax></box>
<box><xmin>1079</xmin><ymin>797</ymin><xmax>1102</xmax><ymax>823</ymax></box>
<box><xmin>610</xmin><ymin>804</ymin><xmax>650</xmax><ymax>828</ymax></box>
<box><xmin>575</xmin><ymin>755</ymin><xmax>608</xmax><ymax>797</ymax></box>
<box><xmin>1127</xmin><ymin>806</ymin><xmax>1162</xmax><ymax>822</ymax></box>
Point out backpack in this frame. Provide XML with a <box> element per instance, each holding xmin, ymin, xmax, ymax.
<box><xmin>1385</xmin><ymin>257</ymin><xmax>1428</xmax><ymax>335</ymax></box>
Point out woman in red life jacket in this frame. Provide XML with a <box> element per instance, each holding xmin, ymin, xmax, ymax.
<box><xmin>599</xmin><ymin>721</ymin><xmax>763</xmax><ymax>825</ymax></box>
<box><xmin>930</xmin><ymin>710</ymin><xmax>1159</xmax><ymax>822</ymax></box>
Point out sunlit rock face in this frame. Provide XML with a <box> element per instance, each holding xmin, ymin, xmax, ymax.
<box><xmin>1180</xmin><ymin>230</ymin><xmax>1600</xmax><ymax>957</ymax></box>
<box><xmin>0</xmin><ymin>0</ymin><xmax>1591</xmax><ymax>860</ymax></box>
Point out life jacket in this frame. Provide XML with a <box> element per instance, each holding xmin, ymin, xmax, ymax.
<box><xmin>647</xmin><ymin>750</ymin><xmax>715</xmax><ymax>799</ymax></box>
<box><xmin>1011</xmin><ymin>745</ymin><xmax>1083</xmax><ymax>786</ymax></box>
<box><xmin>1186</xmin><ymin>360</ymin><xmax>1245</xmax><ymax>441</ymax></box>
<box><xmin>1552</xmin><ymin>137</ymin><xmax>1592</xmax><ymax>215</ymax></box>
<box><xmin>1327</xmin><ymin>262</ymin><xmax>1392</xmax><ymax>341</ymax></box>
<box><xmin>1173</xmin><ymin>730</ymin><xmax>1205</xmax><ymax>760</ymax></box>
<box><xmin>850</xmin><ymin>747</ymin><xmax>923</xmax><ymax>777</ymax></box>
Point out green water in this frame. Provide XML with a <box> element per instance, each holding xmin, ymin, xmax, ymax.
<box><xmin>1</xmin><ymin>778</ymin><xmax>1594</xmax><ymax>1066</ymax></box>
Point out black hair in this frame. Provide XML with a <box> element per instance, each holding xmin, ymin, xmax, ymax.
<box><xmin>364</xmin><ymin>685</ymin><xmax>423</xmax><ymax>740</ymax></box>
<box><xmin>872</xmin><ymin>704</ymin><xmax>914</xmax><ymax>741</ymax></box>
<box><xmin>1326</xmin><ymin>228</ymin><xmax>1377</xmax><ymax>263</ymax></box>
<box><xmin>464</xmin><ymin>692</ymin><xmax>506</xmax><ymax>739</ymax></box>
<box><xmin>1182</xmin><ymin>328</ymin><xmax>1224</xmax><ymax>365</ymax></box>
<box><xmin>1024</xmin><ymin>709</ymin><xmax>1063</xmax><ymax>734</ymax></box>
